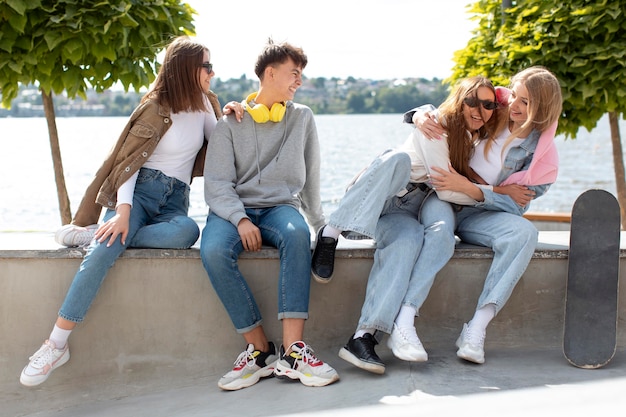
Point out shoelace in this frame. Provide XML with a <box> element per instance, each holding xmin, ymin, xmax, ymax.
<box><xmin>465</xmin><ymin>328</ymin><xmax>486</xmax><ymax>346</ymax></box>
<box><xmin>30</xmin><ymin>343</ymin><xmax>55</xmax><ymax>367</ymax></box>
<box><xmin>361</xmin><ymin>334</ymin><xmax>378</xmax><ymax>349</ymax></box>
<box><xmin>232</xmin><ymin>346</ymin><xmax>257</xmax><ymax>369</ymax></box>
<box><xmin>396</xmin><ymin>326</ymin><xmax>423</xmax><ymax>346</ymax></box>
<box><xmin>73</xmin><ymin>230</ymin><xmax>95</xmax><ymax>247</ymax></box>
<box><xmin>315</xmin><ymin>238</ymin><xmax>336</xmax><ymax>264</ymax></box>
<box><xmin>290</xmin><ymin>342</ymin><xmax>322</xmax><ymax>365</ymax></box>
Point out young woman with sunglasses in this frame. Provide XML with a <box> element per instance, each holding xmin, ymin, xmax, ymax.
<box><xmin>20</xmin><ymin>36</ymin><xmax>225</xmax><ymax>387</ymax></box>
<box><xmin>410</xmin><ymin>66</ymin><xmax>563</xmax><ymax>365</ymax></box>
<box><xmin>310</xmin><ymin>76</ymin><xmax>503</xmax><ymax>374</ymax></box>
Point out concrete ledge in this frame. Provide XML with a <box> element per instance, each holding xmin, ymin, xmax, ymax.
<box><xmin>1</xmin><ymin>231</ymin><xmax>625</xmax><ymax>415</ymax></box>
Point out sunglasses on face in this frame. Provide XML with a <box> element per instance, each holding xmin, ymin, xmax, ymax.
<box><xmin>463</xmin><ymin>97</ymin><xmax>498</xmax><ymax>110</ymax></box>
<box><xmin>201</xmin><ymin>62</ymin><xmax>213</xmax><ymax>74</ymax></box>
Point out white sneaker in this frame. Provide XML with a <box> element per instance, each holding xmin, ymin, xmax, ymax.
<box><xmin>455</xmin><ymin>323</ymin><xmax>486</xmax><ymax>364</ymax></box>
<box><xmin>218</xmin><ymin>342</ymin><xmax>278</xmax><ymax>391</ymax></box>
<box><xmin>55</xmin><ymin>224</ymin><xmax>98</xmax><ymax>247</ymax></box>
<box><xmin>387</xmin><ymin>324</ymin><xmax>428</xmax><ymax>362</ymax></box>
<box><xmin>20</xmin><ymin>340</ymin><xmax>70</xmax><ymax>387</ymax></box>
<box><xmin>275</xmin><ymin>341</ymin><xmax>339</xmax><ymax>387</ymax></box>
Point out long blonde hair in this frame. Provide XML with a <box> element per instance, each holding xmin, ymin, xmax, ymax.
<box><xmin>438</xmin><ymin>76</ymin><xmax>502</xmax><ymax>178</ymax></box>
<box><xmin>496</xmin><ymin>66</ymin><xmax>562</xmax><ymax>153</ymax></box>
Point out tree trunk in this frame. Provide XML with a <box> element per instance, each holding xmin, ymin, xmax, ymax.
<box><xmin>41</xmin><ymin>90</ymin><xmax>72</xmax><ymax>225</ymax></box>
<box><xmin>608</xmin><ymin>111</ymin><xmax>626</xmax><ymax>230</ymax></box>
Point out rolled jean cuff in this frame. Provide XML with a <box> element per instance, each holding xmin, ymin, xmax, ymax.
<box><xmin>278</xmin><ymin>312</ymin><xmax>309</xmax><ymax>321</ymax></box>
<box><xmin>235</xmin><ymin>319</ymin><xmax>263</xmax><ymax>335</ymax></box>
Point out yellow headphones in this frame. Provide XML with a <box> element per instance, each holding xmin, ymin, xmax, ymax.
<box><xmin>245</xmin><ymin>92</ymin><xmax>286</xmax><ymax>123</ymax></box>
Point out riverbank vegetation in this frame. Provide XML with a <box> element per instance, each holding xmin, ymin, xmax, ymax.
<box><xmin>0</xmin><ymin>77</ymin><xmax>450</xmax><ymax>118</ymax></box>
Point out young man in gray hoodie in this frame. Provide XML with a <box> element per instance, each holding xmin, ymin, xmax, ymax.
<box><xmin>200</xmin><ymin>39</ymin><xmax>339</xmax><ymax>391</ymax></box>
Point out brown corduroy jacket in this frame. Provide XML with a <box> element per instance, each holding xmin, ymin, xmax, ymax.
<box><xmin>71</xmin><ymin>91</ymin><xmax>222</xmax><ymax>226</ymax></box>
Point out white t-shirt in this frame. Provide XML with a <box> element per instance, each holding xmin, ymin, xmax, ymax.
<box><xmin>471</xmin><ymin>128</ymin><xmax>525</xmax><ymax>185</ymax></box>
<box><xmin>116</xmin><ymin>99</ymin><xmax>217</xmax><ymax>207</ymax></box>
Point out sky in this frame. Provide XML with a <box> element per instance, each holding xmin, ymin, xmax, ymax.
<box><xmin>184</xmin><ymin>0</ymin><xmax>478</xmax><ymax>81</ymax></box>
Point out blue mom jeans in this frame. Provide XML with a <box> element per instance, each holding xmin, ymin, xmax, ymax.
<box><xmin>200</xmin><ymin>206</ymin><xmax>311</xmax><ymax>334</ymax></box>
<box><xmin>58</xmin><ymin>168</ymin><xmax>199</xmax><ymax>323</ymax></box>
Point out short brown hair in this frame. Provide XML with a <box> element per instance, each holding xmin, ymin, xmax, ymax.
<box><xmin>254</xmin><ymin>38</ymin><xmax>308</xmax><ymax>80</ymax></box>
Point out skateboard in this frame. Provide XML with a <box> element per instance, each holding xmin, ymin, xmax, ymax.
<box><xmin>563</xmin><ymin>189</ymin><xmax>621</xmax><ymax>368</ymax></box>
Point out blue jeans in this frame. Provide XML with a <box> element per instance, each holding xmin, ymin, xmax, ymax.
<box><xmin>328</xmin><ymin>150</ymin><xmax>413</xmax><ymax>239</ymax></box>
<box><xmin>200</xmin><ymin>206</ymin><xmax>311</xmax><ymax>334</ymax></box>
<box><xmin>357</xmin><ymin>194</ymin><xmax>456</xmax><ymax>333</ymax></box>
<box><xmin>58</xmin><ymin>168</ymin><xmax>199</xmax><ymax>322</ymax></box>
<box><xmin>455</xmin><ymin>207</ymin><xmax>538</xmax><ymax>314</ymax></box>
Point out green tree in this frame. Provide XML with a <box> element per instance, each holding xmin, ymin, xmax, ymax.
<box><xmin>346</xmin><ymin>91</ymin><xmax>368</xmax><ymax>114</ymax></box>
<box><xmin>450</xmin><ymin>0</ymin><xmax>626</xmax><ymax>228</ymax></box>
<box><xmin>0</xmin><ymin>0</ymin><xmax>195</xmax><ymax>224</ymax></box>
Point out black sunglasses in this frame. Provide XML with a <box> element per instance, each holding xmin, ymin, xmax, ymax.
<box><xmin>201</xmin><ymin>62</ymin><xmax>213</xmax><ymax>74</ymax></box>
<box><xmin>463</xmin><ymin>97</ymin><xmax>498</xmax><ymax>110</ymax></box>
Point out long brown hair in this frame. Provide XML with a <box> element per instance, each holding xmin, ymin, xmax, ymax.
<box><xmin>142</xmin><ymin>36</ymin><xmax>210</xmax><ymax>113</ymax></box>
<box><xmin>438</xmin><ymin>76</ymin><xmax>501</xmax><ymax>178</ymax></box>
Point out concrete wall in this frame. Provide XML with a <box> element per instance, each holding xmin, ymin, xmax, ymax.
<box><xmin>1</xmin><ymin>233</ymin><xmax>624</xmax><ymax>406</ymax></box>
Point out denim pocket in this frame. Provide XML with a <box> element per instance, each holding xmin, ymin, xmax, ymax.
<box><xmin>136</xmin><ymin>167</ymin><xmax>158</xmax><ymax>184</ymax></box>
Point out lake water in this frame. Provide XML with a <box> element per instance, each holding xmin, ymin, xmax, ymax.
<box><xmin>0</xmin><ymin>114</ymin><xmax>623</xmax><ymax>232</ymax></box>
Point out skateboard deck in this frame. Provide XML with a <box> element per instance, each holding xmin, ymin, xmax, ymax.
<box><xmin>563</xmin><ymin>189</ymin><xmax>621</xmax><ymax>368</ymax></box>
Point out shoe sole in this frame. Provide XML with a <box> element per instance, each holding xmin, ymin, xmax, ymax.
<box><xmin>312</xmin><ymin>271</ymin><xmax>333</xmax><ymax>284</ymax></box>
<box><xmin>456</xmin><ymin>347</ymin><xmax>485</xmax><ymax>364</ymax></box>
<box><xmin>218</xmin><ymin>363</ymin><xmax>276</xmax><ymax>391</ymax></box>
<box><xmin>338</xmin><ymin>347</ymin><xmax>385</xmax><ymax>374</ymax></box>
<box><xmin>274</xmin><ymin>360</ymin><xmax>339</xmax><ymax>387</ymax></box>
<box><xmin>387</xmin><ymin>338</ymin><xmax>428</xmax><ymax>362</ymax></box>
<box><xmin>20</xmin><ymin>348</ymin><xmax>70</xmax><ymax>387</ymax></box>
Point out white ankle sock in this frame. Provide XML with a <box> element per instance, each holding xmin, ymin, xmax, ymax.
<box><xmin>395</xmin><ymin>305</ymin><xmax>417</xmax><ymax>328</ymax></box>
<box><xmin>49</xmin><ymin>325</ymin><xmax>72</xmax><ymax>349</ymax></box>
<box><xmin>468</xmin><ymin>304</ymin><xmax>496</xmax><ymax>335</ymax></box>
<box><xmin>322</xmin><ymin>225</ymin><xmax>342</xmax><ymax>240</ymax></box>
<box><xmin>354</xmin><ymin>329</ymin><xmax>375</xmax><ymax>339</ymax></box>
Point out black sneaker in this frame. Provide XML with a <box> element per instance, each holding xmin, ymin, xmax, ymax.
<box><xmin>338</xmin><ymin>333</ymin><xmax>385</xmax><ymax>374</ymax></box>
<box><xmin>311</xmin><ymin>226</ymin><xmax>338</xmax><ymax>283</ymax></box>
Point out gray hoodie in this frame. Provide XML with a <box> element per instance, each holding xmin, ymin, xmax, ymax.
<box><xmin>204</xmin><ymin>101</ymin><xmax>325</xmax><ymax>231</ymax></box>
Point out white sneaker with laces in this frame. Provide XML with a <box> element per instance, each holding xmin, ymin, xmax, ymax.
<box><xmin>55</xmin><ymin>224</ymin><xmax>98</xmax><ymax>247</ymax></box>
<box><xmin>218</xmin><ymin>342</ymin><xmax>278</xmax><ymax>391</ymax></box>
<box><xmin>274</xmin><ymin>341</ymin><xmax>339</xmax><ymax>387</ymax></box>
<box><xmin>20</xmin><ymin>340</ymin><xmax>70</xmax><ymax>387</ymax></box>
<box><xmin>456</xmin><ymin>323</ymin><xmax>486</xmax><ymax>364</ymax></box>
<box><xmin>387</xmin><ymin>324</ymin><xmax>428</xmax><ymax>362</ymax></box>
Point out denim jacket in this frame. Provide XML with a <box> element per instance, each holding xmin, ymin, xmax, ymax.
<box><xmin>72</xmin><ymin>91</ymin><xmax>222</xmax><ymax>226</ymax></box>
<box><xmin>476</xmin><ymin>129</ymin><xmax>551</xmax><ymax>216</ymax></box>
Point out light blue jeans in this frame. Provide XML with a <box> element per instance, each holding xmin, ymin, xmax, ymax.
<box><xmin>58</xmin><ymin>168</ymin><xmax>199</xmax><ymax>322</ymax></box>
<box><xmin>200</xmin><ymin>206</ymin><xmax>311</xmax><ymax>334</ymax></box>
<box><xmin>328</xmin><ymin>150</ymin><xmax>414</xmax><ymax>238</ymax></box>
<box><xmin>455</xmin><ymin>207</ymin><xmax>538</xmax><ymax>314</ymax></box>
<box><xmin>357</xmin><ymin>194</ymin><xmax>456</xmax><ymax>334</ymax></box>
<box><xmin>328</xmin><ymin>149</ymin><xmax>451</xmax><ymax>334</ymax></box>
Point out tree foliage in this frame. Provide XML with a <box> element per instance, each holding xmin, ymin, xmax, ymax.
<box><xmin>450</xmin><ymin>0</ymin><xmax>626</xmax><ymax>138</ymax></box>
<box><xmin>451</xmin><ymin>0</ymin><xmax>626</xmax><ymax>227</ymax></box>
<box><xmin>0</xmin><ymin>0</ymin><xmax>196</xmax><ymax>225</ymax></box>
<box><xmin>0</xmin><ymin>0</ymin><xmax>196</xmax><ymax>108</ymax></box>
